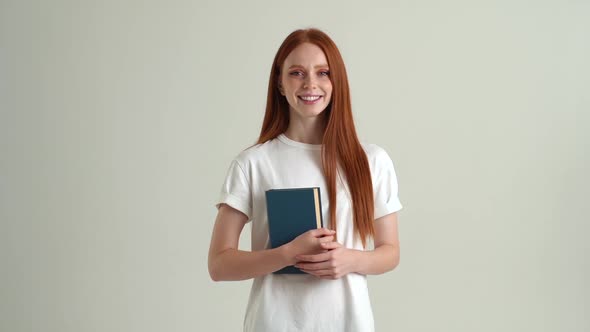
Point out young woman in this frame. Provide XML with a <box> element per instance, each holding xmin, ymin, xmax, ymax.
<box><xmin>208</xmin><ymin>28</ymin><xmax>403</xmax><ymax>332</ymax></box>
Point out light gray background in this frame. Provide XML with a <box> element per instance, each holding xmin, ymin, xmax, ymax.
<box><xmin>1</xmin><ymin>0</ymin><xmax>588</xmax><ymax>331</ymax></box>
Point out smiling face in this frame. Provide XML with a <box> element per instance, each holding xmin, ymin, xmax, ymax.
<box><xmin>279</xmin><ymin>42</ymin><xmax>333</xmax><ymax>119</ymax></box>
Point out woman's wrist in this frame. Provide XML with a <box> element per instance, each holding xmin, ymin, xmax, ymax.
<box><xmin>279</xmin><ymin>243</ymin><xmax>296</xmax><ymax>266</ymax></box>
<box><xmin>352</xmin><ymin>249</ymin><xmax>368</xmax><ymax>274</ymax></box>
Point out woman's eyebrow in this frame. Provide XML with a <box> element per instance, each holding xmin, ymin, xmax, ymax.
<box><xmin>288</xmin><ymin>64</ymin><xmax>329</xmax><ymax>69</ymax></box>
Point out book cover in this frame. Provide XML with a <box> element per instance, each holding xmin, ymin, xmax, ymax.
<box><xmin>265</xmin><ymin>187</ymin><xmax>324</xmax><ymax>274</ymax></box>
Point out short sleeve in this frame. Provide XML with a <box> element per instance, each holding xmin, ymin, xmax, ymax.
<box><xmin>216</xmin><ymin>159</ymin><xmax>252</xmax><ymax>220</ymax></box>
<box><xmin>373</xmin><ymin>148</ymin><xmax>403</xmax><ymax>220</ymax></box>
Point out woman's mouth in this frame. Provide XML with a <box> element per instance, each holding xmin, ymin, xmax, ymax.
<box><xmin>298</xmin><ymin>95</ymin><xmax>323</xmax><ymax>105</ymax></box>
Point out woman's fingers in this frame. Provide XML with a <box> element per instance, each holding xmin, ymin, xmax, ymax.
<box><xmin>320</xmin><ymin>241</ymin><xmax>342</xmax><ymax>249</ymax></box>
<box><xmin>319</xmin><ymin>236</ymin><xmax>334</xmax><ymax>243</ymax></box>
<box><xmin>296</xmin><ymin>251</ymin><xmax>330</xmax><ymax>262</ymax></box>
<box><xmin>309</xmin><ymin>228</ymin><xmax>336</xmax><ymax>238</ymax></box>
<box><xmin>296</xmin><ymin>261</ymin><xmax>330</xmax><ymax>271</ymax></box>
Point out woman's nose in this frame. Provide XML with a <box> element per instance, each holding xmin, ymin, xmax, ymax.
<box><xmin>303</xmin><ymin>75</ymin><xmax>317</xmax><ymax>89</ymax></box>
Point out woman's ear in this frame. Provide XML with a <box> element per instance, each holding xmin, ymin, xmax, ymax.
<box><xmin>277</xmin><ymin>72</ymin><xmax>285</xmax><ymax>95</ymax></box>
<box><xmin>278</xmin><ymin>83</ymin><xmax>285</xmax><ymax>95</ymax></box>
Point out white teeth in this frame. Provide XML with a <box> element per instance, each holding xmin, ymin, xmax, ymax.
<box><xmin>300</xmin><ymin>96</ymin><xmax>321</xmax><ymax>101</ymax></box>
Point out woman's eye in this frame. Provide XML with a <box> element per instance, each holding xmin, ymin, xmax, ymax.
<box><xmin>290</xmin><ymin>71</ymin><xmax>304</xmax><ymax>77</ymax></box>
<box><xmin>319</xmin><ymin>71</ymin><xmax>330</xmax><ymax>76</ymax></box>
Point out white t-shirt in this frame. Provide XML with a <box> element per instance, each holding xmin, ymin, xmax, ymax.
<box><xmin>216</xmin><ymin>133</ymin><xmax>403</xmax><ymax>332</ymax></box>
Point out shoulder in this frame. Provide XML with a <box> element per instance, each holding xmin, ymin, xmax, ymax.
<box><xmin>361</xmin><ymin>142</ymin><xmax>394</xmax><ymax>167</ymax></box>
<box><xmin>231</xmin><ymin>138</ymin><xmax>280</xmax><ymax>167</ymax></box>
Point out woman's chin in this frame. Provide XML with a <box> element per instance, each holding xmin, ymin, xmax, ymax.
<box><xmin>290</xmin><ymin>106</ymin><xmax>328</xmax><ymax>119</ymax></box>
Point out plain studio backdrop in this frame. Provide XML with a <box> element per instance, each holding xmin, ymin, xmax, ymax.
<box><xmin>1</xmin><ymin>0</ymin><xmax>588</xmax><ymax>331</ymax></box>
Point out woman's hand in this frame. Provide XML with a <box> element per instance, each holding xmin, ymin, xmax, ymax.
<box><xmin>294</xmin><ymin>241</ymin><xmax>360</xmax><ymax>280</ymax></box>
<box><xmin>283</xmin><ymin>228</ymin><xmax>336</xmax><ymax>265</ymax></box>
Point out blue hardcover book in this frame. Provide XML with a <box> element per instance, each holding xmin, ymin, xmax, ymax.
<box><xmin>265</xmin><ymin>187</ymin><xmax>324</xmax><ymax>274</ymax></box>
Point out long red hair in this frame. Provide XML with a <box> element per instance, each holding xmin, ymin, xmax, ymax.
<box><xmin>257</xmin><ymin>28</ymin><xmax>375</xmax><ymax>247</ymax></box>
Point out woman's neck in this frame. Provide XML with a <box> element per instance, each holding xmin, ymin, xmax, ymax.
<box><xmin>284</xmin><ymin>114</ymin><xmax>327</xmax><ymax>144</ymax></box>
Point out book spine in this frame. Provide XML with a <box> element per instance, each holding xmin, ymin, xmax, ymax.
<box><xmin>313</xmin><ymin>188</ymin><xmax>321</xmax><ymax>228</ymax></box>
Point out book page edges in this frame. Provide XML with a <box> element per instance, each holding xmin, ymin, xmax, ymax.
<box><xmin>313</xmin><ymin>188</ymin><xmax>321</xmax><ymax>228</ymax></box>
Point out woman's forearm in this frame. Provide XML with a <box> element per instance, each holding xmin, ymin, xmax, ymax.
<box><xmin>209</xmin><ymin>246</ymin><xmax>291</xmax><ymax>281</ymax></box>
<box><xmin>354</xmin><ymin>244</ymin><xmax>400</xmax><ymax>275</ymax></box>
